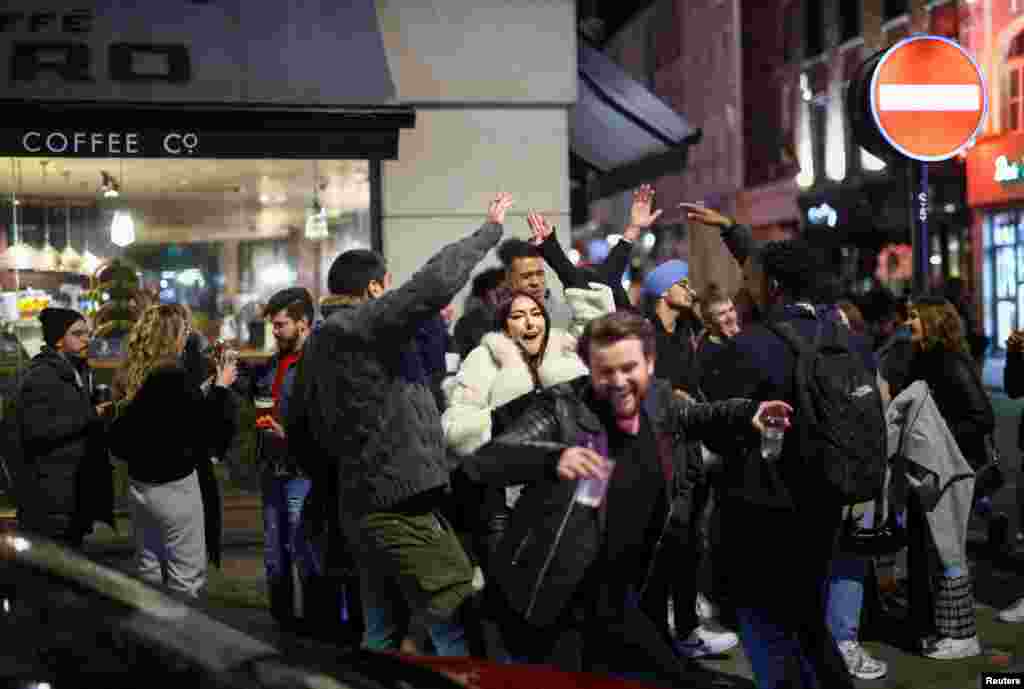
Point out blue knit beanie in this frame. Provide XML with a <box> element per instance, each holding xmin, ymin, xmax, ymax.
<box><xmin>642</xmin><ymin>260</ymin><xmax>689</xmax><ymax>298</ymax></box>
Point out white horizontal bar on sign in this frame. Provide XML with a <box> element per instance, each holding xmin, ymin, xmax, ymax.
<box><xmin>877</xmin><ymin>84</ymin><xmax>981</xmax><ymax>111</ymax></box>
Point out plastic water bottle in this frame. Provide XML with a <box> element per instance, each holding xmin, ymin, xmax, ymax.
<box><xmin>761</xmin><ymin>416</ymin><xmax>785</xmax><ymax>462</ymax></box>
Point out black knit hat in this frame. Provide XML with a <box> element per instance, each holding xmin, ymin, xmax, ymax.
<box><xmin>39</xmin><ymin>307</ymin><xmax>86</xmax><ymax>347</ymax></box>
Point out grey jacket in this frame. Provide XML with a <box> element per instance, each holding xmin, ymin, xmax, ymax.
<box><xmin>287</xmin><ymin>222</ymin><xmax>503</xmax><ymax>517</ymax></box>
<box><xmin>886</xmin><ymin>380</ymin><xmax>975</xmax><ymax>571</ymax></box>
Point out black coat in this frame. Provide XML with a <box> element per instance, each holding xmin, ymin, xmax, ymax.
<box><xmin>459</xmin><ymin>376</ymin><xmax>757</xmax><ymax>627</ymax></box>
<box><xmin>908</xmin><ymin>348</ymin><xmax>994</xmax><ymax>470</ymax></box>
<box><xmin>453</xmin><ymin>300</ymin><xmax>497</xmax><ymax>360</ymax></box>
<box><xmin>1005</xmin><ymin>348</ymin><xmax>1024</xmax><ymax>451</ymax></box>
<box><xmin>706</xmin><ymin>308</ymin><xmax>876</xmax><ymax>509</ymax></box>
<box><xmin>647</xmin><ymin>310</ymin><xmax>702</xmax><ymax>398</ymax></box>
<box><xmin>9</xmin><ymin>347</ymin><xmax>113</xmax><ymax>540</ymax></box>
<box><xmin>108</xmin><ymin>363</ymin><xmax>238</xmax><ymax>566</ymax></box>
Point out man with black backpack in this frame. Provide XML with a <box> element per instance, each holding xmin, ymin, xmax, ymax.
<box><xmin>707</xmin><ymin>240</ymin><xmax>883</xmax><ymax>689</ymax></box>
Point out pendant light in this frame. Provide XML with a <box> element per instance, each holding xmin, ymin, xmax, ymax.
<box><xmin>81</xmin><ymin>200</ymin><xmax>101</xmax><ymax>276</ymax></box>
<box><xmin>36</xmin><ymin>162</ymin><xmax>60</xmax><ymax>271</ymax></box>
<box><xmin>3</xmin><ymin>159</ymin><xmax>35</xmax><ymax>271</ymax></box>
<box><xmin>304</xmin><ymin>160</ymin><xmax>329</xmax><ymax>240</ymax></box>
<box><xmin>109</xmin><ymin>159</ymin><xmax>135</xmax><ymax>248</ymax></box>
<box><xmin>81</xmin><ymin>214</ymin><xmax>101</xmax><ymax>276</ymax></box>
<box><xmin>60</xmin><ymin>171</ymin><xmax>82</xmax><ymax>273</ymax></box>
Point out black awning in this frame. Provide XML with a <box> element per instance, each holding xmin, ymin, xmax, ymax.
<box><xmin>0</xmin><ymin>101</ymin><xmax>416</xmax><ymax>159</ymax></box>
<box><xmin>571</xmin><ymin>40</ymin><xmax>700</xmax><ymax>200</ymax></box>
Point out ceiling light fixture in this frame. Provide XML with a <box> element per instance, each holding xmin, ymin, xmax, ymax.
<box><xmin>3</xmin><ymin>159</ymin><xmax>35</xmax><ymax>272</ymax></box>
<box><xmin>100</xmin><ymin>170</ymin><xmax>120</xmax><ymax>198</ymax></box>
<box><xmin>38</xmin><ymin>162</ymin><xmax>60</xmax><ymax>272</ymax></box>
<box><xmin>304</xmin><ymin>160</ymin><xmax>329</xmax><ymax>240</ymax></box>
<box><xmin>60</xmin><ymin>172</ymin><xmax>82</xmax><ymax>273</ymax></box>
<box><xmin>109</xmin><ymin>160</ymin><xmax>135</xmax><ymax>248</ymax></box>
<box><xmin>110</xmin><ymin>210</ymin><xmax>136</xmax><ymax>248</ymax></box>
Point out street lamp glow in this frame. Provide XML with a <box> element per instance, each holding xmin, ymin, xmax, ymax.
<box><xmin>797</xmin><ymin>102</ymin><xmax>815</xmax><ymax>188</ymax></box>
<box><xmin>861</xmin><ymin>147</ymin><xmax>887</xmax><ymax>171</ymax></box>
<box><xmin>825</xmin><ymin>84</ymin><xmax>847</xmax><ymax>181</ymax></box>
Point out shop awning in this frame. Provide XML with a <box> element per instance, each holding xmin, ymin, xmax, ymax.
<box><xmin>571</xmin><ymin>40</ymin><xmax>701</xmax><ymax>201</ymax></box>
<box><xmin>0</xmin><ymin>101</ymin><xmax>416</xmax><ymax>159</ymax></box>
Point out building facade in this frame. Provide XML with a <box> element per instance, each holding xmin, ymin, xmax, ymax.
<box><xmin>595</xmin><ymin>0</ymin><xmax>746</xmax><ymax>296</ymax></box>
<box><xmin>0</xmin><ymin>1</ymin><xmax>578</xmax><ymax>355</ymax></box>
<box><xmin>778</xmin><ymin>0</ymin><xmax>968</xmax><ymax>299</ymax></box>
<box><xmin>963</xmin><ymin>0</ymin><xmax>1024</xmax><ymax>350</ymax></box>
<box><xmin>588</xmin><ymin>0</ymin><xmax>969</xmax><ymax>301</ymax></box>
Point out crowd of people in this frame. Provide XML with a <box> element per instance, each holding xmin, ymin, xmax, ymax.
<box><xmin>6</xmin><ymin>185</ymin><xmax>1024</xmax><ymax>688</ymax></box>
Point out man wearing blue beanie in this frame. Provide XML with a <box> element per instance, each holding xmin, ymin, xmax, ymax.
<box><xmin>639</xmin><ymin>258</ymin><xmax>741</xmax><ymax>660</ymax></box>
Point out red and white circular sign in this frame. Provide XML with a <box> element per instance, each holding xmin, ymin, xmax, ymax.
<box><xmin>869</xmin><ymin>34</ymin><xmax>987</xmax><ymax>162</ymax></box>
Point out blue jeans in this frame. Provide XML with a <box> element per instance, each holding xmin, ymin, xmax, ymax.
<box><xmin>262</xmin><ymin>474</ymin><xmax>327</xmax><ymax>620</ymax></box>
<box><xmin>826</xmin><ymin>556</ymin><xmax>868</xmax><ymax>642</ymax></box>
<box><xmin>358</xmin><ymin>557</ymin><xmax>468</xmax><ymax>656</ymax></box>
<box><xmin>736</xmin><ymin>606</ymin><xmax>818</xmax><ymax>689</ymax></box>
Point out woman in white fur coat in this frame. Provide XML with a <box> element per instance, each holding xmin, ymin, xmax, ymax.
<box><xmin>442</xmin><ymin>286</ymin><xmax>611</xmax><ymax>457</ymax></box>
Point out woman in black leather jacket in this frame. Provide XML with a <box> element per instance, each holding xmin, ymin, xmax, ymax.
<box><xmin>903</xmin><ymin>296</ymin><xmax>993</xmax><ymax>659</ymax></box>
<box><xmin>906</xmin><ymin>297</ymin><xmax>995</xmax><ymax>470</ymax></box>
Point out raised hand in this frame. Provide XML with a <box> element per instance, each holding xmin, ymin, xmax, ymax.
<box><xmin>487</xmin><ymin>192</ymin><xmax>515</xmax><ymax>225</ymax></box>
<box><xmin>625</xmin><ymin>184</ymin><xmax>662</xmax><ymax>241</ymax></box>
<box><xmin>216</xmin><ymin>360</ymin><xmax>238</xmax><ymax>388</ymax></box>
<box><xmin>526</xmin><ymin>211</ymin><xmax>555</xmax><ymax>246</ymax></box>
<box><xmin>679</xmin><ymin>202</ymin><xmax>733</xmax><ymax>229</ymax></box>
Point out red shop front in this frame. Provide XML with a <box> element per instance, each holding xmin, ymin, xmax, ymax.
<box><xmin>966</xmin><ymin>131</ymin><xmax>1024</xmax><ymax>350</ymax></box>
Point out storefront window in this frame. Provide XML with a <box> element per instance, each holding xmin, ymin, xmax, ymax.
<box><xmin>999</xmin><ymin>300</ymin><xmax>1017</xmax><ymax>348</ymax></box>
<box><xmin>984</xmin><ymin>210</ymin><xmax>1024</xmax><ymax>350</ymax></box>
<box><xmin>998</xmin><ymin>246</ymin><xmax>1016</xmax><ymax>298</ymax></box>
<box><xmin>1</xmin><ymin>157</ymin><xmax>373</xmax><ymax>358</ymax></box>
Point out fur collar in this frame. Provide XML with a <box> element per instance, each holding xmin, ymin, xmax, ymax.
<box><xmin>480</xmin><ymin>329</ymin><xmax>586</xmax><ymax>389</ymax></box>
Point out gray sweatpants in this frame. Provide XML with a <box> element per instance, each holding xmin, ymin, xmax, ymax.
<box><xmin>129</xmin><ymin>470</ymin><xmax>207</xmax><ymax>597</ymax></box>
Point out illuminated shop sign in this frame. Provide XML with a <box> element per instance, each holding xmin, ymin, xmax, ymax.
<box><xmin>15</xmin><ymin>130</ymin><xmax>199</xmax><ymax>157</ymax></box>
<box><xmin>995</xmin><ymin>155</ymin><xmax>1024</xmax><ymax>184</ymax></box>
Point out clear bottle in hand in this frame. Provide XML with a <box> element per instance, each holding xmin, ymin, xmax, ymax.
<box><xmin>761</xmin><ymin>415</ymin><xmax>786</xmax><ymax>462</ymax></box>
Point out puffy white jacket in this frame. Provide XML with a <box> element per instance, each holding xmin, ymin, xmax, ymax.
<box><xmin>442</xmin><ymin>328</ymin><xmax>587</xmax><ymax>455</ymax></box>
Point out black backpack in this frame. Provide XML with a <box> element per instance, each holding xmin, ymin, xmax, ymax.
<box><xmin>766</xmin><ymin>319</ymin><xmax>887</xmax><ymax>505</ymax></box>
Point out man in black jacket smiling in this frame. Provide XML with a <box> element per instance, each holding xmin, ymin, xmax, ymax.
<box><xmin>459</xmin><ymin>310</ymin><xmax>787</xmax><ymax>687</ymax></box>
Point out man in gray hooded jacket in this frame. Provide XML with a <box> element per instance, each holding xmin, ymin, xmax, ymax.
<box><xmin>287</xmin><ymin>194</ymin><xmax>512</xmax><ymax>655</ymax></box>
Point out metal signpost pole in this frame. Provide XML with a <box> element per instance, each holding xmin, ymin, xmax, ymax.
<box><xmin>911</xmin><ymin>161</ymin><xmax>929</xmax><ymax>294</ymax></box>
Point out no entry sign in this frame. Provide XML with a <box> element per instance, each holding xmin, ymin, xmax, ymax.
<box><xmin>868</xmin><ymin>35</ymin><xmax>987</xmax><ymax>162</ymax></box>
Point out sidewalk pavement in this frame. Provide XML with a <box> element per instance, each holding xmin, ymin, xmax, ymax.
<box><xmin>0</xmin><ymin>493</ymin><xmax>265</xmax><ymax>555</ymax></box>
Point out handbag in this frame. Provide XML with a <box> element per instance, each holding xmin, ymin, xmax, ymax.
<box><xmin>973</xmin><ymin>434</ymin><xmax>1006</xmax><ymax>499</ymax></box>
<box><xmin>837</xmin><ymin>391</ymin><xmax>920</xmax><ymax>557</ymax></box>
<box><xmin>838</xmin><ymin>466</ymin><xmax>907</xmax><ymax>557</ymax></box>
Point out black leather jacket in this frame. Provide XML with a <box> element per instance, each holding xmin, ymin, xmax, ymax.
<box><xmin>1005</xmin><ymin>348</ymin><xmax>1024</xmax><ymax>451</ymax></box>
<box><xmin>459</xmin><ymin>376</ymin><xmax>757</xmax><ymax>627</ymax></box>
<box><xmin>908</xmin><ymin>349</ymin><xmax>994</xmax><ymax>469</ymax></box>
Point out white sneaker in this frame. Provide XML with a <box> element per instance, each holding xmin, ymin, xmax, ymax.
<box><xmin>696</xmin><ymin>592</ymin><xmax>718</xmax><ymax>621</ymax></box>
<box><xmin>837</xmin><ymin>641</ymin><xmax>887</xmax><ymax>680</ymax></box>
<box><xmin>923</xmin><ymin>636</ymin><xmax>982</xmax><ymax>660</ymax></box>
<box><xmin>675</xmin><ymin>625</ymin><xmax>739</xmax><ymax>658</ymax></box>
<box><xmin>997</xmin><ymin>597</ymin><xmax>1024</xmax><ymax>623</ymax></box>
